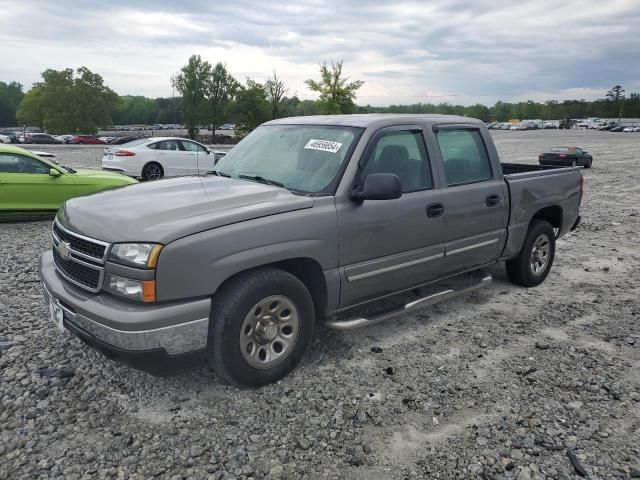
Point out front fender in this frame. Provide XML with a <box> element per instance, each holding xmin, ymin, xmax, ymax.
<box><xmin>155</xmin><ymin>201</ymin><xmax>339</xmax><ymax>303</ymax></box>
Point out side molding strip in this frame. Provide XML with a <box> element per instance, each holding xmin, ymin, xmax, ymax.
<box><xmin>446</xmin><ymin>238</ymin><xmax>498</xmax><ymax>256</ymax></box>
<box><xmin>346</xmin><ymin>253</ymin><xmax>444</xmax><ymax>282</ymax></box>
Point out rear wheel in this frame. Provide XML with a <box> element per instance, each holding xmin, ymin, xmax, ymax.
<box><xmin>506</xmin><ymin>220</ymin><xmax>555</xmax><ymax>287</ymax></box>
<box><xmin>207</xmin><ymin>268</ymin><xmax>315</xmax><ymax>387</ymax></box>
<box><xmin>142</xmin><ymin>162</ymin><xmax>163</xmax><ymax>181</ymax></box>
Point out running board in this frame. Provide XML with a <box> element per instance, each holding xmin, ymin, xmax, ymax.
<box><xmin>324</xmin><ymin>272</ymin><xmax>492</xmax><ymax>331</ymax></box>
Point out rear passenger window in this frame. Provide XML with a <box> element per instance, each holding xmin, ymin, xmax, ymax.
<box><xmin>435</xmin><ymin>129</ymin><xmax>493</xmax><ymax>186</ymax></box>
<box><xmin>361</xmin><ymin>130</ymin><xmax>432</xmax><ymax>192</ymax></box>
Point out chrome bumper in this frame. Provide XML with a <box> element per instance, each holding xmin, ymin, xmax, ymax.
<box><xmin>40</xmin><ymin>251</ymin><xmax>210</xmax><ymax>356</ymax></box>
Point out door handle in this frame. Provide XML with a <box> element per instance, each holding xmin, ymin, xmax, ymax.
<box><xmin>426</xmin><ymin>203</ymin><xmax>445</xmax><ymax>218</ymax></box>
<box><xmin>486</xmin><ymin>194</ymin><xmax>500</xmax><ymax>207</ymax></box>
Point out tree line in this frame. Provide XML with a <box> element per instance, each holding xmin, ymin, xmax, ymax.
<box><xmin>1</xmin><ymin>61</ymin><xmax>638</xmax><ymax>135</ymax></box>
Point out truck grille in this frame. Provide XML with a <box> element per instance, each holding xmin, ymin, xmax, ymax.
<box><xmin>51</xmin><ymin>220</ymin><xmax>109</xmax><ymax>292</ymax></box>
<box><xmin>53</xmin><ymin>248</ymin><xmax>102</xmax><ymax>290</ymax></box>
<box><xmin>53</xmin><ymin>222</ymin><xmax>106</xmax><ymax>260</ymax></box>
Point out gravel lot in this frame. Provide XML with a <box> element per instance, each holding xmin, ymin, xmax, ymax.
<box><xmin>2</xmin><ymin>130</ymin><xmax>640</xmax><ymax>479</ymax></box>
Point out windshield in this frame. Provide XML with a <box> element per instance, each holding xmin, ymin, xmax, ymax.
<box><xmin>214</xmin><ymin>125</ymin><xmax>361</xmax><ymax>194</ymax></box>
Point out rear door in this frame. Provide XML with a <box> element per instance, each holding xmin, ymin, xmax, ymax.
<box><xmin>0</xmin><ymin>153</ymin><xmax>75</xmax><ymax>212</ymax></box>
<box><xmin>432</xmin><ymin>126</ymin><xmax>508</xmax><ymax>275</ymax></box>
<box><xmin>336</xmin><ymin>125</ymin><xmax>446</xmax><ymax>307</ymax></box>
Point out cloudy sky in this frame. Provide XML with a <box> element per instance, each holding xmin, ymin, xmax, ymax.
<box><xmin>1</xmin><ymin>0</ymin><xmax>639</xmax><ymax>106</ymax></box>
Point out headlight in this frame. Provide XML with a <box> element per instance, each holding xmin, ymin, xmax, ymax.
<box><xmin>109</xmin><ymin>243</ymin><xmax>163</xmax><ymax>268</ymax></box>
<box><xmin>104</xmin><ymin>274</ymin><xmax>155</xmax><ymax>302</ymax></box>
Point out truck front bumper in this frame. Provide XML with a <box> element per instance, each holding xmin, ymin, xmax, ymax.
<box><xmin>39</xmin><ymin>251</ymin><xmax>211</xmax><ymax>375</ymax></box>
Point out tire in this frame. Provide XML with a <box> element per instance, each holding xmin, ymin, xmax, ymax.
<box><xmin>586</xmin><ymin>159</ymin><xmax>593</xmax><ymax>169</ymax></box>
<box><xmin>207</xmin><ymin>268</ymin><xmax>315</xmax><ymax>387</ymax></box>
<box><xmin>141</xmin><ymin>162</ymin><xmax>163</xmax><ymax>181</ymax></box>
<box><xmin>506</xmin><ymin>220</ymin><xmax>556</xmax><ymax>287</ymax></box>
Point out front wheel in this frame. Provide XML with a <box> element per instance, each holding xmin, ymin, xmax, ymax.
<box><xmin>506</xmin><ymin>220</ymin><xmax>556</xmax><ymax>287</ymax></box>
<box><xmin>208</xmin><ymin>268</ymin><xmax>315</xmax><ymax>387</ymax></box>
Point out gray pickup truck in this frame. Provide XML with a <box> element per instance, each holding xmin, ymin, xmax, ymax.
<box><xmin>40</xmin><ymin>114</ymin><xmax>583</xmax><ymax>387</ymax></box>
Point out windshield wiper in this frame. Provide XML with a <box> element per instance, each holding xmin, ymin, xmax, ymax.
<box><xmin>207</xmin><ymin>170</ymin><xmax>231</xmax><ymax>178</ymax></box>
<box><xmin>238</xmin><ymin>174</ymin><xmax>285</xmax><ymax>188</ymax></box>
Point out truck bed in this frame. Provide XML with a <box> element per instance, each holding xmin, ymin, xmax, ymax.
<box><xmin>499</xmin><ymin>162</ymin><xmax>582</xmax><ymax>260</ymax></box>
<box><xmin>501</xmin><ymin>162</ymin><xmax>579</xmax><ymax>178</ymax></box>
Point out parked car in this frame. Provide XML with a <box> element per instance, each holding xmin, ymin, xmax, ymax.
<box><xmin>0</xmin><ymin>144</ymin><xmax>137</xmax><ymax>221</ymax></box>
<box><xmin>633</xmin><ymin>127</ymin><xmax>640</xmax><ymax>132</ymax></box>
<box><xmin>539</xmin><ymin>146</ymin><xmax>593</xmax><ymax>168</ymax></box>
<box><xmin>54</xmin><ymin>135</ymin><xmax>74</xmax><ymax>144</ymax></box>
<box><xmin>500</xmin><ymin>123</ymin><xmax>511</xmax><ymax>130</ymax></box>
<box><xmin>70</xmin><ymin>135</ymin><xmax>105</xmax><ymax>145</ymax></box>
<box><xmin>622</xmin><ymin>127</ymin><xmax>635</xmax><ymax>133</ymax></box>
<box><xmin>0</xmin><ymin>134</ymin><xmax>11</xmax><ymax>144</ymax></box>
<box><xmin>23</xmin><ymin>133</ymin><xmax>62</xmax><ymax>144</ymax></box>
<box><xmin>102</xmin><ymin>137</ymin><xmax>218</xmax><ymax>180</ymax></box>
<box><xmin>30</xmin><ymin>151</ymin><xmax>59</xmax><ymax>164</ymax></box>
<box><xmin>40</xmin><ymin>114</ymin><xmax>583</xmax><ymax>387</ymax></box>
<box><xmin>108</xmin><ymin>136</ymin><xmax>141</xmax><ymax>145</ymax></box>
<box><xmin>0</xmin><ymin>131</ymin><xmax>19</xmax><ymax>143</ymax></box>
<box><xmin>610</xmin><ymin>126</ymin><xmax>624</xmax><ymax>132</ymax></box>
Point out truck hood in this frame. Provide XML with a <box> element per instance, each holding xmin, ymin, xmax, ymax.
<box><xmin>58</xmin><ymin>176</ymin><xmax>315</xmax><ymax>243</ymax></box>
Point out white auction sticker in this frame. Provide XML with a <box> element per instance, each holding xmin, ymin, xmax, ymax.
<box><xmin>304</xmin><ymin>139</ymin><xmax>343</xmax><ymax>154</ymax></box>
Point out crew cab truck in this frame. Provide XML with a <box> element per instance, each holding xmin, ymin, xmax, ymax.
<box><xmin>40</xmin><ymin>115</ymin><xmax>583</xmax><ymax>387</ymax></box>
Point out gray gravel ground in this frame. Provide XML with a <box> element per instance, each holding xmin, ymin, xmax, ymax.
<box><xmin>2</xmin><ymin>130</ymin><xmax>640</xmax><ymax>479</ymax></box>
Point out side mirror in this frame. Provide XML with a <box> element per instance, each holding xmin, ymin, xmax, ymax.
<box><xmin>352</xmin><ymin>173</ymin><xmax>402</xmax><ymax>201</ymax></box>
<box><xmin>49</xmin><ymin>168</ymin><xmax>61</xmax><ymax>177</ymax></box>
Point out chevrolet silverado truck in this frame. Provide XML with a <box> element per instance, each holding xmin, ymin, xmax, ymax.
<box><xmin>40</xmin><ymin>115</ymin><xmax>583</xmax><ymax>387</ymax></box>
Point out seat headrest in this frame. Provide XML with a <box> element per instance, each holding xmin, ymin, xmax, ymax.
<box><xmin>378</xmin><ymin>145</ymin><xmax>409</xmax><ymax>167</ymax></box>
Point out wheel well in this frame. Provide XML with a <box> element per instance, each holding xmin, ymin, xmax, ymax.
<box><xmin>268</xmin><ymin>258</ymin><xmax>327</xmax><ymax>317</ymax></box>
<box><xmin>532</xmin><ymin>206</ymin><xmax>562</xmax><ymax>229</ymax></box>
<box><xmin>217</xmin><ymin>258</ymin><xmax>328</xmax><ymax>318</ymax></box>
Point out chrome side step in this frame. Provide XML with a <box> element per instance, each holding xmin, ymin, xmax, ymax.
<box><xmin>324</xmin><ymin>272</ymin><xmax>492</xmax><ymax>331</ymax></box>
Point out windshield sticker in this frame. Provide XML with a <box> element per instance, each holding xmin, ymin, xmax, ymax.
<box><xmin>304</xmin><ymin>139</ymin><xmax>343</xmax><ymax>154</ymax></box>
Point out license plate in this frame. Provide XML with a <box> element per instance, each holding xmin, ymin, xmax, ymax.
<box><xmin>49</xmin><ymin>299</ymin><xmax>65</xmax><ymax>333</ymax></box>
<box><xmin>107</xmin><ymin>154</ymin><xmax>113</xmax><ymax>159</ymax></box>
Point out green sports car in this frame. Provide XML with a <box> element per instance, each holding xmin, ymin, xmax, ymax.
<box><xmin>0</xmin><ymin>144</ymin><xmax>138</xmax><ymax>221</ymax></box>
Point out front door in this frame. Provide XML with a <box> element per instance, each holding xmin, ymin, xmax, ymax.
<box><xmin>433</xmin><ymin>127</ymin><xmax>508</xmax><ymax>275</ymax></box>
<box><xmin>0</xmin><ymin>153</ymin><xmax>75</xmax><ymax>213</ymax></box>
<box><xmin>336</xmin><ymin>126</ymin><xmax>446</xmax><ymax>307</ymax></box>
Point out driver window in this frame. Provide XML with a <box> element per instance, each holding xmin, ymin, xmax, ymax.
<box><xmin>0</xmin><ymin>154</ymin><xmax>50</xmax><ymax>174</ymax></box>
<box><xmin>180</xmin><ymin>141</ymin><xmax>205</xmax><ymax>152</ymax></box>
<box><xmin>361</xmin><ymin>130</ymin><xmax>432</xmax><ymax>192</ymax></box>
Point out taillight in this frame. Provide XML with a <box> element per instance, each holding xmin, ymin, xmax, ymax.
<box><xmin>559</xmin><ymin>154</ymin><xmax>566</xmax><ymax>159</ymax></box>
<box><xmin>538</xmin><ymin>155</ymin><xmax>544</xmax><ymax>161</ymax></box>
<box><xmin>115</xmin><ymin>150</ymin><xmax>135</xmax><ymax>156</ymax></box>
<box><xmin>579</xmin><ymin>174</ymin><xmax>584</xmax><ymax>206</ymax></box>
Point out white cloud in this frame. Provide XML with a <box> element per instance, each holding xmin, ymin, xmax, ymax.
<box><xmin>1</xmin><ymin>0</ymin><xmax>638</xmax><ymax>105</ymax></box>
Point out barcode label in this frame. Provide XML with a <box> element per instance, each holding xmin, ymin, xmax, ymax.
<box><xmin>304</xmin><ymin>139</ymin><xmax>342</xmax><ymax>154</ymax></box>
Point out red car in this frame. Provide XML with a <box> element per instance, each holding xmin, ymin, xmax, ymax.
<box><xmin>70</xmin><ymin>135</ymin><xmax>105</xmax><ymax>145</ymax></box>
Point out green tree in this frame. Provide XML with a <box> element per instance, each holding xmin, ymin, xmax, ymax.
<box><xmin>0</xmin><ymin>81</ymin><xmax>24</xmax><ymax>127</ymax></box>
<box><xmin>113</xmin><ymin>96</ymin><xmax>158</xmax><ymax>125</ymax></box>
<box><xmin>265</xmin><ymin>70</ymin><xmax>287</xmax><ymax>119</ymax></box>
<box><xmin>206</xmin><ymin>62</ymin><xmax>239</xmax><ymax>132</ymax></box>
<box><xmin>16</xmin><ymin>87</ymin><xmax>45</xmax><ymax>130</ymax></box>
<box><xmin>305</xmin><ymin>60</ymin><xmax>364</xmax><ymax>114</ymax></box>
<box><xmin>606</xmin><ymin>85</ymin><xmax>625</xmax><ymax>120</ymax></box>
<box><xmin>173</xmin><ymin>55</ymin><xmax>211</xmax><ymax>138</ymax></box>
<box><xmin>230</xmin><ymin>79</ymin><xmax>270</xmax><ymax>134</ymax></box>
<box><xmin>16</xmin><ymin>67</ymin><xmax>118</xmax><ymax>134</ymax></box>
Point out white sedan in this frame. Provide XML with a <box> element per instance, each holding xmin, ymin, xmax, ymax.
<box><xmin>101</xmin><ymin>137</ymin><xmax>224</xmax><ymax>180</ymax></box>
<box><xmin>0</xmin><ymin>134</ymin><xmax>11</xmax><ymax>144</ymax></box>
